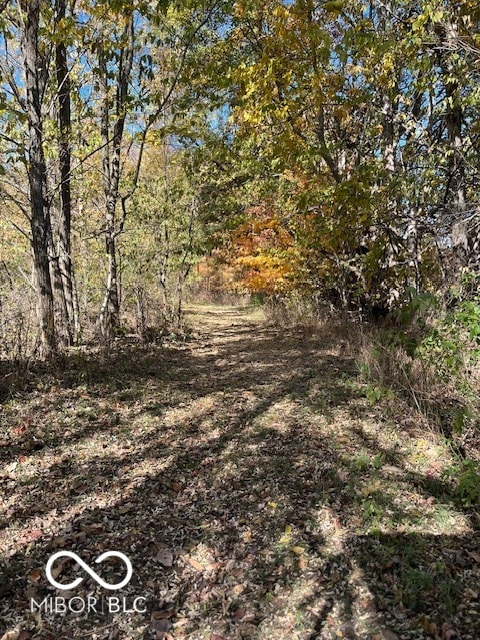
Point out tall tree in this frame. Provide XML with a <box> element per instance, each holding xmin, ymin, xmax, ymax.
<box><xmin>54</xmin><ymin>0</ymin><xmax>79</xmax><ymax>342</ymax></box>
<box><xmin>96</xmin><ymin>8</ymin><xmax>135</xmax><ymax>340</ymax></box>
<box><xmin>84</xmin><ymin>0</ymin><xmax>219</xmax><ymax>339</ymax></box>
<box><xmin>19</xmin><ymin>0</ymin><xmax>56</xmax><ymax>355</ymax></box>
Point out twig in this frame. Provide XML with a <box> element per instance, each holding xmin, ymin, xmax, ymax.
<box><xmin>73</xmin><ymin>624</ymin><xmax>115</xmax><ymax>638</ymax></box>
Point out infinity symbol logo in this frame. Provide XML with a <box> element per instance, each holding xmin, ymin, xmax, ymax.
<box><xmin>46</xmin><ymin>551</ymin><xmax>133</xmax><ymax>591</ymax></box>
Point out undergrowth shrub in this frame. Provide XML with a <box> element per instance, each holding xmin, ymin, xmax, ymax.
<box><xmin>263</xmin><ymin>292</ymin><xmax>341</xmax><ymax>328</ymax></box>
<box><xmin>444</xmin><ymin>458</ymin><xmax>480</xmax><ymax>507</ymax></box>
<box><xmin>263</xmin><ymin>287</ymin><xmax>480</xmax><ymax>496</ymax></box>
<box><xmin>0</xmin><ymin>285</ymin><xmax>38</xmax><ymax>362</ymax></box>
<box><xmin>356</xmin><ymin>288</ymin><xmax>480</xmax><ymax>478</ymax></box>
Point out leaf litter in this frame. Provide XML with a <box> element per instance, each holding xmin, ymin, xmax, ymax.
<box><xmin>0</xmin><ymin>304</ymin><xmax>478</xmax><ymax>639</ymax></box>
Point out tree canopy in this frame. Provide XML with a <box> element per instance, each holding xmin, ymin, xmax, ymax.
<box><xmin>1</xmin><ymin>0</ymin><xmax>480</xmax><ymax>348</ymax></box>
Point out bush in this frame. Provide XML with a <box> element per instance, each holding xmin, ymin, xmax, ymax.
<box><xmin>356</xmin><ymin>291</ymin><xmax>480</xmax><ymax>461</ymax></box>
<box><xmin>444</xmin><ymin>459</ymin><xmax>480</xmax><ymax>507</ymax></box>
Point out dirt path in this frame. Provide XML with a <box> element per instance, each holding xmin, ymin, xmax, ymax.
<box><xmin>0</xmin><ymin>305</ymin><xmax>478</xmax><ymax>640</ymax></box>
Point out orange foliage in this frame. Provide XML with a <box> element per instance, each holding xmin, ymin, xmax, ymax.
<box><xmin>221</xmin><ymin>204</ymin><xmax>300</xmax><ymax>294</ymax></box>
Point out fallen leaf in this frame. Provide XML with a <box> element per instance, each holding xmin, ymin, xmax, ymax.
<box><xmin>0</xmin><ymin>630</ymin><xmax>20</xmax><ymax>640</ymax></box>
<box><xmin>152</xmin><ymin>608</ymin><xmax>175</xmax><ymax>620</ymax></box>
<box><xmin>156</xmin><ymin>548</ymin><xmax>174</xmax><ymax>567</ymax></box>
<box><xmin>82</xmin><ymin>523</ymin><xmax>104</xmax><ymax>535</ymax></box>
<box><xmin>290</xmin><ymin>546</ymin><xmax>305</xmax><ymax>555</ymax></box>
<box><xmin>52</xmin><ymin>536</ymin><xmax>68</xmax><ymax>547</ymax></box>
<box><xmin>186</xmin><ymin>557</ymin><xmax>204</xmax><ymax>572</ymax></box>
<box><xmin>150</xmin><ymin>618</ymin><xmax>172</xmax><ymax>639</ymax></box>
<box><xmin>380</xmin><ymin>630</ymin><xmax>399</xmax><ymax>640</ymax></box>
<box><xmin>238</xmin><ymin>622</ymin><xmax>256</xmax><ymax>637</ymax></box>
<box><xmin>49</xmin><ymin>557</ymin><xmax>69</xmax><ymax>580</ymax></box>
<box><xmin>174</xmin><ymin>617</ymin><xmax>189</xmax><ymax>627</ymax></box>
<box><xmin>441</xmin><ymin>622</ymin><xmax>458</xmax><ymax>639</ymax></box>
<box><xmin>231</xmin><ymin>584</ymin><xmax>245</xmax><ymax>596</ymax></box>
<box><xmin>118</xmin><ymin>503</ymin><xmax>135</xmax><ymax>515</ymax></box>
<box><xmin>24</xmin><ymin>530</ymin><xmax>43</xmax><ymax>543</ymax></box>
<box><xmin>467</xmin><ymin>550</ymin><xmax>480</xmax><ymax>563</ymax></box>
<box><xmin>27</xmin><ymin>569</ymin><xmax>42</xmax><ymax>583</ymax></box>
<box><xmin>382</xmin><ymin>465</ymin><xmax>403</xmax><ymax>477</ymax></box>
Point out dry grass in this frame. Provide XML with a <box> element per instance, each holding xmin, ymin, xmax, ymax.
<box><xmin>351</xmin><ymin>326</ymin><xmax>480</xmax><ymax>462</ymax></box>
<box><xmin>263</xmin><ymin>296</ymin><xmax>480</xmax><ymax>461</ymax></box>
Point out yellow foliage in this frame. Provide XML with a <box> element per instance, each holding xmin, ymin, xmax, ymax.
<box><xmin>204</xmin><ymin>203</ymin><xmax>301</xmax><ymax>295</ymax></box>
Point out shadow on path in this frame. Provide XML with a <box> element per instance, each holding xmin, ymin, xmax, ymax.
<box><xmin>0</xmin><ymin>305</ymin><xmax>478</xmax><ymax>639</ymax></box>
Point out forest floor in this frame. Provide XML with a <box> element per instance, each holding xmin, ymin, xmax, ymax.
<box><xmin>0</xmin><ymin>304</ymin><xmax>479</xmax><ymax>640</ymax></box>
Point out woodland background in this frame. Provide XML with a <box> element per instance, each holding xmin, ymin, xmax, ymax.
<box><xmin>1</xmin><ymin>0</ymin><xmax>480</xmax><ymax>500</ymax></box>
<box><xmin>1</xmin><ymin>3</ymin><xmax>480</xmax><ymax>639</ymax></box>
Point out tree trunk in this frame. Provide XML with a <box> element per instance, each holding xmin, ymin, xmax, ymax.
<box><xmin>437</xmin><ymin>19</ymin><xmax>469</xmax><ymax>270</ymax></box>
<box><xmin>97</xmin><ymin>13</ymin><xmax>134</xmax><ymax>339</ymax></box>
<box><xmin>20</xmin><ymin>0</ymin><xmax>56</xmax><ymax>356</ymax></box>
<box><xmin>135</xmin><ymin>286</ymin><xmax>147</xmax><ymax>338</ymax></box>
<box><xmin>99</xmin><ymin>224</ymin><xmax>120</xmax><ymax>341</ymax></box>
<box><xmin>49</xmin><ymin>248</ymin><xmax>71</xmax><ymax>347</ymax></box>
<box><xmin>55</xmin><ymin>0</ymin><xmax>79</xmax><ymax>343</ymax></box>
<box><xmin>158</xmin><ymin>222</ymin><xmax>170</xmax><ymax>320</ymax></box>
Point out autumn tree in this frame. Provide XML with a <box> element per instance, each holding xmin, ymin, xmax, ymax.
<box><xmin>74</xmin><ymin>0</ymin><xmax>220</xmax><ymax>340</ymax></box>
<box><xmin>54</xmin><ymin>0</ymin><xmax>79</xmax><ymax>343</ymax></box>
<box><xmin>19</xmin><ymin>0</ymin><xmax>56</xmax><ymax>355</ymax></box>
<box><xmin>186</xmin><ymin>0</ymin><xmax>480</xmax><ymax>310</ymax></box>
<box><xmin>1</xmin><ymin>0</ymin><xmax>83</xmax><ymax>352</ymax></box>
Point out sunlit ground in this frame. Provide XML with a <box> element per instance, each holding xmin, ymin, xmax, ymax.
<box><xmin>1</xmin><ymin>305</ymin><xmax>478</xmax><ymax>639</ymax></box>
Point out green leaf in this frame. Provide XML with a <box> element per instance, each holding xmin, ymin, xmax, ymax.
<box><xmin>323</xmin><ymin>0</ymin><xmax>345</xmax><ymax>12</ymax></box>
